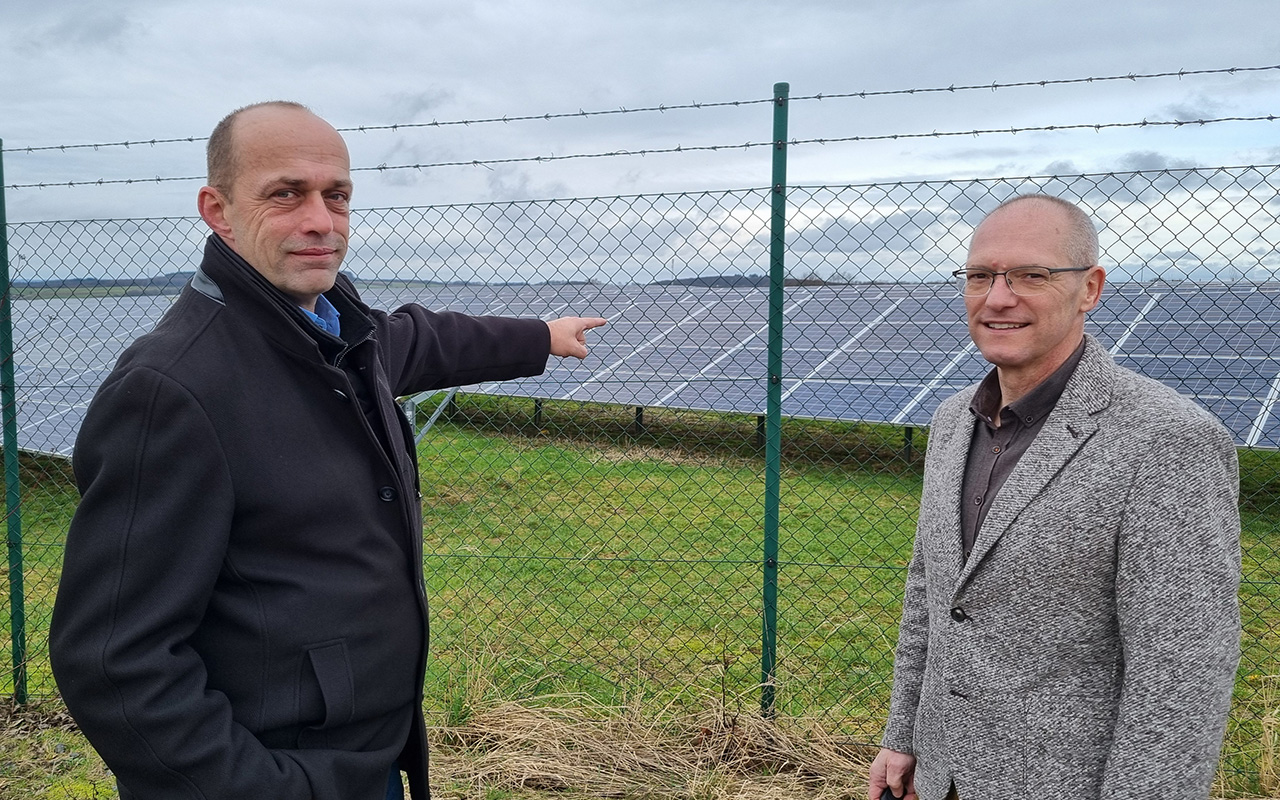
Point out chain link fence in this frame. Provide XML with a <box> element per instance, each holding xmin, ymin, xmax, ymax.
<box><xmin>4</xmin><ymin>165</ymin><xmax>1280</xmax><ymax>793</ymax></box>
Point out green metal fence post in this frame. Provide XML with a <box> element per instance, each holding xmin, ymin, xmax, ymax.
<box><xmin>0</xmin><ymin>141</ymin><xmax>26</xmax><ymax>704</ymax></box>
<box><xmin>762</xmin><ymin>82</ymin><xmax>788</xmax><ymax>717</ymax></box>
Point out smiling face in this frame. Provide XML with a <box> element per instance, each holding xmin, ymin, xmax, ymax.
<box><xmin>964</xmin><ymin>198</ymin><xmax>1105</xmax><ymax>402</ymax></box>
<box><xmin>197</xmin><ymin>105</ymin><xmax>353</xmax><ymax>311</ymax></box>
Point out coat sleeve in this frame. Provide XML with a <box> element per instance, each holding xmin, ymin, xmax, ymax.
<box><xmin>1103</xmin><ymin>411</ymin><xmax>1241</xmax><ymax>798</ymax></box>
<box><xmin>49</xmin><ymin>367</ymin><xmax>319</xmax><ymax>799</ymax></box>
<box><xmin>377</xmin><ymin>303</ymin><xmax>552</xmax><ymax>396</ymax></box>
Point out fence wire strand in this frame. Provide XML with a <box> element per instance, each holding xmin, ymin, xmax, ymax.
<box><xmin>5</xmin><ymin>113</ymin><xmax>1276</xmax><ymax>191</ymax></box>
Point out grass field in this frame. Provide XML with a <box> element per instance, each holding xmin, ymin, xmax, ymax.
<box><xmin>1</xmin><ymin>396</ymin><xmax>1278</xmax><ymax>797</ymax></box>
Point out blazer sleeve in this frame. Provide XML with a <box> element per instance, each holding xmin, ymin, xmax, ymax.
<box><xmin>1104</xmin><ymin>412</ymin><xmax>1241</xmax><ymax>798</ymax></box>
<box><xmin>882</xmin><ymin>525</ymin><xmax>931</xmax><ymax>753</ymax></box>
<box><xmin>49</xmin><ymin>367</ymin><xmax>319</xmax><ymax>799</ymax></box>
<box><xmin>881</xmin><ymin>400</ymin><xmax>965</xmax><ymax>753</ymax></box>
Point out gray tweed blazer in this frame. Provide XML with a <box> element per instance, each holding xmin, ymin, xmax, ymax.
<box><xmin>882</xmin><ymin>334</ymin><xmax>1241</xmax><ymax>799</ymax></box>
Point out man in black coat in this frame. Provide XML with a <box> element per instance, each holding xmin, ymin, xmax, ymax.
<box><xmin>49</xmin><ymin>101</ymin><xmax>607</xmax><ymax>800</ymax></box>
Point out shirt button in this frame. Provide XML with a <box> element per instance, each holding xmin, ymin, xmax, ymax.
<box><xmin>950</xmin><ymin>607</ymin><xmax>969</xmax><ymax>622</ymax></box>
<box><xmin>378</xmin><ymin>486</ymin><xmax>397</xmax><ymax>502</ymax></box>
<box><xmin>973</xmin><ymin>495</ymin><xmax>983</xmax><ymax>505</ymax></box>
<box><xmin>991</xmin><ymin>445</ymin><xmax>1001</xmax><ymax>454</ymax></box>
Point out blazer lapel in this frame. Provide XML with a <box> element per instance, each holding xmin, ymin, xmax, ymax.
<box><xmin>958</xmin><ymin>336</ymin><xmax>1116</xmax><ymax>585</ymax></box>
<box><xmin>930</xmin><ymin>400</ymin><xmax>975</xmax><ymax>581</ymax></box>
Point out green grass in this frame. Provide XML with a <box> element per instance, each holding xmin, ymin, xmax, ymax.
<box><xmin>2</xmin><ymin>396</ymin><xmax>1279</xmax><ymax>796</ymax></box>
<box><xmin>0</xmin><ymin>454</ymin><xmax>78</xmax><ymax>703</ymax></box>
<box><xmin>0</xmin><ymin>703</ymin><xmax>115</xmax><ymax>799</ymax></box>
<box><xmin>416</xmin><ymin>397</ymin><xmax>922</xmax><ymax>735</ymax></box>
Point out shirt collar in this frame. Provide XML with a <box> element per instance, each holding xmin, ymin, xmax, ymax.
<box><xmin>970</xmin><ymin>338</ymin><xmax>1087</xmax><ymax>429</ymax></box>
<box><xmin>299</xmin><ymin>293</ymin><xmax>342</xmax><ymax>337</ymax></box>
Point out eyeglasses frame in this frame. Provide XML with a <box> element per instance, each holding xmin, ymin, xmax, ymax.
<box><xmin>950</xmin><ymin>265</ymin><xmax>1095</xmax><ymax>297</ymax></box>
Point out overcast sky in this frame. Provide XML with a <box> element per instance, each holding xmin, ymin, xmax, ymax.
<box><xmin>2</xmin><ymin>0</ymin><xmax>1278</xmax><ymax>224</ymax></box>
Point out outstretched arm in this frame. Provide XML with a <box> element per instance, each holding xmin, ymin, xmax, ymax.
<box><xmin>547</xmin><ymin>316</ymin><xmax>608</xmax><ymax>359</ymax></box>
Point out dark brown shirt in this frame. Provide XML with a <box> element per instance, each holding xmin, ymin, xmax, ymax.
<box><xmin>960</xmin><ymin>339</ymin><xmax>1086</xmax><ymax>560</ymax></box>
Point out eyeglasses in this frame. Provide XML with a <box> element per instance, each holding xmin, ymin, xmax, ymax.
<box><xmin>951</xmin><ymin>266</ymin><xmax>1093</xmax><ymax>297</ymax></box>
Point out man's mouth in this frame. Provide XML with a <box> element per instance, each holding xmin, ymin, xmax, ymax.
<box><xmin>985</xmin><ymin>322</ymin><xmax>1028</xmax><ymax>329</ymax></box>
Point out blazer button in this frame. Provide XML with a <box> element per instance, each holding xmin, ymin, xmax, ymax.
<box><xmin>379</xmin><ymin>486</ymin><xmax>397</xmax><ymax>502</ymax></box>
<box><xmin>333</xmin><ymin>388</ymin><xmax>349</xmax><ymax>401</ymax></box>
<box><xmin>949</xmin><ymin>606</ymin><xmax>968</xmax><ymax>623</ymax></box>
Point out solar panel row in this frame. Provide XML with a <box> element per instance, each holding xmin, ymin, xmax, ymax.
<box><xmin>11</xmin><ymin>280</ymin><xmax>1280</xmax><ymax>457</ymax></box>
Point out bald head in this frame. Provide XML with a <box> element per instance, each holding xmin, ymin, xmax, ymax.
<box><xmin>979</xmin><ymin>194</ymin><xmax>1099</xmax><ymax>269</ymax></box>
<box><xmin>207</xmin><ymin>101</ymin><xmax>330</xmax><ymax>196</ymax></box>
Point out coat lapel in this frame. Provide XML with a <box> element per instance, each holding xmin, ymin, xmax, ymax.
<box><xmin>929</xmin><ymin>396</ymin><xmax>976</xmax><ymax>581</ymax></box>
<box><xmin>958</xmin><ymin>336</ymin><xmax>1117</xmax><ymax>585</ymax></box>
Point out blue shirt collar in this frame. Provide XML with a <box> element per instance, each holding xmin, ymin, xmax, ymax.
<box><xmin>300</xmin><ymin>293</ymin><xmax>342</xmax><ymax>337</ymax></box>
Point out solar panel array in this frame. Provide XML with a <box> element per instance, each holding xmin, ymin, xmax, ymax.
<box><xmin>11</xmin><ymin>279</ymin><xmax>1280</xmax><ymax>457</ymax></box>
<box><xmin>382</xmin><ymin>279</ymin><xmax>1280</xmax><ymax>449</ymax></box>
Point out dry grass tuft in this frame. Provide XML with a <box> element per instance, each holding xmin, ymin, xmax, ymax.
<box><xmin>1253</xmin><ymin>674</ymin><xmax>1280</xmax><ymax>797</ymax></box>
<box><xmin>0</xmin><ymin>699</ymin><xmax>80</xmax><ymax>735</ymax></box>
<box><xmin>429</xmin><ymin>693</ymin><xmax>875</xmax><ymax>799</ymax></box>
<box><xmin>0</xmin><ymin>699</ymin><xmax>116</xmax><ymax>799</ymax></box>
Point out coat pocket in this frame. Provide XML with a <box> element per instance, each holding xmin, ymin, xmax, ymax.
<box><xmin>298</xmin><ymin>639</ymin><xmax>357</xmax><ymax>742</ymax></box>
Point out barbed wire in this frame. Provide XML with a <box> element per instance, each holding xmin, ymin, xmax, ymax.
<box><xmin>5</xmin><ymin>113</ymin><xmax>1275</xmax><ymax>191</ymax></box>
<box><xmin>4</xmin><ymin>64</ymin><xmax>1277</xmax><ymax>156</ymax></box>
<box><xmin>795</xmin><ymin>64</ymin><xmax>1280</xmax><ymax>102</ymax></box>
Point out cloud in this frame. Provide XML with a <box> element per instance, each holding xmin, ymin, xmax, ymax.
<box><xmin>1114</xmin><ymin>151</ymin><xmax>1201</xmax><ymax>172</ymax></box>
<box><xmin>384</xmin><ymin>89</ymin><xmax>456</xmax><ymax>123</ymax></box>
<box><xmin>5</xmin><ymin>0</ymin><xmax>1280</xmax><ymax>223</ymax></box>
<box><xmin>1161</xmin><ymin>93</ymin><xmax>1228</xmax><ymax>121</ymax></box>
<box><xmin>484</xmin><ymin>166</ymin><xmax>569</xmax><ymax>204</ymax></box>
<box><xmin>14</xmin><ymin>6</ymin><xmax>138</xmax><ymax>53</ymax></box>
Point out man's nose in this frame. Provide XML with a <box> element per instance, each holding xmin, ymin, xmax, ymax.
<box><xmin>297</xmin><ymin>192</ymin><xmax>335</xmax><ymax>234</ymax></box>
<box><xmin>984</xmin><ymin>274</ymin><xmax>1019</xmax><ymax>307</ymax></box>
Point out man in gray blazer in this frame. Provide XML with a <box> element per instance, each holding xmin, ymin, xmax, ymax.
<box><xmin>867</xmin><ymin>194</ymin><xmax>1241</xmax><ymax>800</ymax></box>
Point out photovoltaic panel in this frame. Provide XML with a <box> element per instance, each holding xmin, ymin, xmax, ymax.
<box><xmin>11</xmin><ymin>280</ymin><xmax>1280</xmax><ymax>457</ymax></box>
<box><xmin>11</xmin><ymin>295</ymin><xmax>177</xmax><ymax>456</ymax></box>
<box><xmin>439</xmin><ymin>280</ymin><xmax>1280</xmax><ymax>448</ymax></box>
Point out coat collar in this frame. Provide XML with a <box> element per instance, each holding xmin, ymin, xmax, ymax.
<box><xmin>193</xmin><ymin>234</ymin><xmax>374</xmax><ymax>363</ymax></box>
<box><xmin>955</xmin><ymin>334</ymin><xmax>1118</xmax><ymax>584</ymax></box>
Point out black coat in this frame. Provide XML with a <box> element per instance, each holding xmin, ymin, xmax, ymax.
<box><xmin>50</xmin><ymin>235</ymin><xmax>551</xmax><ymax>799</ymax></box>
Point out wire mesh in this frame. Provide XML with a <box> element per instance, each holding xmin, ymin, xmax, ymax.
<box><xmin>3</xmin><ymin>166</ymin><xmax>1279</xmax><ymax>794</ymax></box>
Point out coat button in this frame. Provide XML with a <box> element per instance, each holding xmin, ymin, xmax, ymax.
<box><xmin>950</xmin><ymin>606</ymin><xmax>968</xmax><ymax>622</ymax></box>
<box><xmin>379</xmin><ymin>486</ymin><xmax>397</xmax><ymax>502</ymax></box>
<box><xmin>333</xmin><ymin>388</ymin><xmax>349</xmax><ymax>400</ymax></box>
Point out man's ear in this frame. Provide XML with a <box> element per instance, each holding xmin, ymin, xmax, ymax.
<box><xmin>1080</xmin><ymin>265</ymin><xmax>1106</xmax><ymax>312</ymax></box>
<box><xmin>197</xmin><ymin>186</ymin><xmax>234</xmax><ymax>240</ymax></box>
